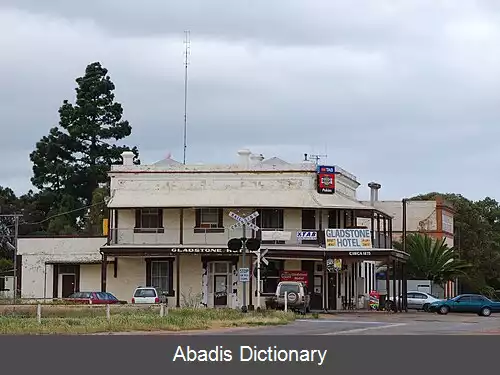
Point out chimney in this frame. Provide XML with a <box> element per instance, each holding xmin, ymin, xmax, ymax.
<box><xmin>237</xmin><ymin>149</ymin><xmax>251</xmax><ymax>168</ymax></box>
<box><xmin>121</xmin><ymin>151</ymin><xmax>135</xmax><ymax>166</ymax></box>
<box><xmin>368</xmin><ymin>182</ymin><xmax>381</xmax><ymax>205</ymax></box>
<box><xmin>249</xmin><ymin>153</ymin><xmax>264</xmax><ymax>166</ymax></box>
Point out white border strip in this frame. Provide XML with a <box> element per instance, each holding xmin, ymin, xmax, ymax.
<box><xmin>320</xmin><ymin>323</ymin><xmax>407</xmax><ymax>335</ymax></box>
<box><xmin>296</xmin><ymin>319</ymin><xmax>390</xmax><ymax>325</ymax></box>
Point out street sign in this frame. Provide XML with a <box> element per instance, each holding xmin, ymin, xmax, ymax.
<box><xmin>296</xmin><ymin>231</ymin><xmax>318</xmax><ymax>240</ymax></box>
<box><xmin>229</xmin><ymin>211</ymin><xmax>260</xmax><ymax>231</ymax></box>
<box><xmin>253</xmin><ymin>249</ymin><xmax>269</xmax><ymax>266</ymax></box>
<box><xmin>239</xmin><ymin>267</ymin><xmax>250</xmax><ymax>282</ymax></box>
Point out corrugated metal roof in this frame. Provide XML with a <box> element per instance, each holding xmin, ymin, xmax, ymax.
<box><xmin>108</xmin><ymin>189</ymin><xmax>371</xmax><ymax>209</ymax></box>
<box><xmin>153</xmin><ymin>158</ymin><xmax>182</xmax><ymax>166</ymax></box>
<box><xmin>261</xmin><ymin>157</ymin><xmax>290</xmax><ymax>166</ymax></box>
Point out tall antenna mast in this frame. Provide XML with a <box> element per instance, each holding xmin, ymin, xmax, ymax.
<box><xmin>183</xmin><ymin>30</ymin><xmax>190</xmax><ymax>165</ymax></box>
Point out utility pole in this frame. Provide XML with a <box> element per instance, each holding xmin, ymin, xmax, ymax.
<box><xmin>0</xmin><ymin>214</ymin><xmax>21</xmax><ymax>304</ymax></box>
<box><xmin>227</xmin><ymin>211</ymin><xmax>260</xmax><ymax>313</ymax></box>
<box><xmin>241</xmin><ymin>223</ymin><xmax>247</xmax><ymax>313</ymax></box>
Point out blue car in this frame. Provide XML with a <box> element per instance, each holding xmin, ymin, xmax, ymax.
<box><xmin>428</xmin><ymin>294</ymin><xmax>500</xmax><ymax>317</ymax></box>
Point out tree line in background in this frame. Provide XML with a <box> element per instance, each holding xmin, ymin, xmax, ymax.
<box><xmin>0</xmin><ymin>62</ymin><xmax>140</xmax><ymax>271</ymax></box>
<box><xmin>0</xmin><ymin>63</ymin><xmax>499</xmax><ymax>297</ymax></box>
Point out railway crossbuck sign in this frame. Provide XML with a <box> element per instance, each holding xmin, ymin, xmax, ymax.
<box><xmin>253</xmin><ymin>249</ymin><xmax>269</xmax><ymax>266</ymax></box>
<box><xmin>228</xmin><ymin>211</ymin><xmax>260</xmax><ymax>231</ymax></box>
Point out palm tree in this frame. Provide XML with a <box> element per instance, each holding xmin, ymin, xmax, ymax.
<box><xmin>393</xmin><ymin>233</ymin><xmax>470</xmax><ymax>288</ymax></box>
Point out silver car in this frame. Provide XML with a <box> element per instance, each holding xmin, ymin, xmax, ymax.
<box><xmin>392</xmin><ymin>291</ymin><xmax>442</xmax><ymax>311</ymax></box>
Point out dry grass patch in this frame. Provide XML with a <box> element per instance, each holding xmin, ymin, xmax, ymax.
<box><xmin>0</xmin><ymin>307</ymin><xmax>296</xmax><ymax>335</ymax></box>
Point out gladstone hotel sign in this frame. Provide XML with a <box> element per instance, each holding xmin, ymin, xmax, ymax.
<box><xmin>169</xmin><ymin>248</ymin><xmax>242</xmax><ymax>254</ymax></box>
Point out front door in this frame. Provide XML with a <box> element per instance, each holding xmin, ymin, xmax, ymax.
<box><xmin>452</xmin><ymin>296</ymin><xmax>471</xmax><ymax>312</ymax></box>
<box><xmin>62</xmin><ymin>274</ymin><xmax>75</xmax><ymax>298</ymax></box>
<box><xmin>214</xmin><ymin>275</ymin><xmax>228</xmax><ymax>306</ymax></box>
<box><xmin>327</xmin><ymin>273</ymin><xmax>337</xmax><ymax>310</ymax></box>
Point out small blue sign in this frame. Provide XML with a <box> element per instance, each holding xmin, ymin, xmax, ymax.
<box><xmin>297</xmin><ymin>231</ymin><xmax>318</xmax><ymax>240</ymax></box>
<box><xmin>317</xmin><ymin>165</ymin><xmax>335</xmax><ymax>174</ymax></box>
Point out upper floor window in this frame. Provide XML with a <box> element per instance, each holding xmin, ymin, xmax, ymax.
<box><xmin>257</xmin><ymin>209</ymin><xmax>284</xmax><ymax>244</ymax></box>
<box><xmin>135</xmin><ymin>208</ymin><xmax>164</xmax><ymax>233</ymax></box>
<box><xmin>195</xmin><ymin>208</ymin><xmax>224</xmax><ymax>233</ymax></box>
<box><xmin>257</xmin><ymin>209</ymin><xmax>284</xmax><ymax>230</ymax></box>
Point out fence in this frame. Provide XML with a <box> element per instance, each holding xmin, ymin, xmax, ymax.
<box><xmin>0</xmin><ymin>303</ymin><xmax>169</xmax><ymax>323</ymax></box>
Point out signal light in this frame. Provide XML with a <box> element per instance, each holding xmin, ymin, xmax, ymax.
<box><xmin>228</xmin><ymin>238</ymin><xmax>243</xmax><ymax>251</ymax></box>
<box><xmin>245</xmin><ymin>238</ymin><xmax>261</xmax><ymax>251</ymax></box>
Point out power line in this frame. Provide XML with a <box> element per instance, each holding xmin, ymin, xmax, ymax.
<box><xmin>0</xmin><ymin>200</ymin><xmax>106</xmax><ymax>230</ymax></box>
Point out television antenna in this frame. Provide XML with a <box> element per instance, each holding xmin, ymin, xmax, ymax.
<box><xmin>304</xmin><ymin>153</ymin><xmax>327</xmax><ymax>165</ymax></box>
<box><xmin>182</xmin><ymin>30</ymin><xmax>190</xmax><ymax>165</ymax></box>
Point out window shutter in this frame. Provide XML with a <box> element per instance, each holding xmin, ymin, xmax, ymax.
<box><xmin>135</xmin><ymin>209</ymin><xmax>141</xmax><ymax>228</ymax></box>
<box><xmin>158</xmin><ymin>209</ymin><xmax>163</xmax><ymax>228</ymax></box>
<box><xmin>195</xmin><ymin>209</ymin><xmax>201</xmax><ymax>228</ymax></box>
<box><xmin>217</xmin><ymin>208</ymin><xmax>223</xmax><ymax>228</ymax></box>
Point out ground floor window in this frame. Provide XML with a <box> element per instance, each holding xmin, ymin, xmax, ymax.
<box><xmin>147</xmin><ymin>259</ymin><xmax>174</xmax><ymax>296</ymax></box>
<box><xmin>262</xmin><ymin>260</ymin><xmax>284</xmax><ymax>294</ymax></box>
<box><xmin>151</xmin><ymin>261</ymin><xmax>170</xmax><ymax>292</ymax></box>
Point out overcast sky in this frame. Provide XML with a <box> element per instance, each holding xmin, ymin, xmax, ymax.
<box><xmin>1</xmin><ymin>0</ymin><xmax>499</xmax><ymax>202</ymax></box>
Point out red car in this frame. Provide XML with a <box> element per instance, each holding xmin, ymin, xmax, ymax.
<box><xmin>65</xmin><ymin>292</ymin><xmax>126</xmax><ymax>304</ymax></box>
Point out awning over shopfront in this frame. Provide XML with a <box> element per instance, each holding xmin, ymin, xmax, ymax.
<box><xmin>99</xmin><ymin>244</ymin><xmax>409</xmax><ymax>262</ymax></box>
<box><xmin>45</xmin><ymin>260</ymin><xmax>115</xmax><ymax>265</ymax></box>
<box><xmin>107</xmin><ymin>189</ymin><xmax>373</xmax><ymax>210</ymax></box>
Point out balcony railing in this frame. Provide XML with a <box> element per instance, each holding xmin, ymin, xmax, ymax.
<box><xmin>108</xmin><ymin>227</ymin><xmax>391</xmax><ymax>248</ymax></box>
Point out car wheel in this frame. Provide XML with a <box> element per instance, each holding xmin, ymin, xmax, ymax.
<box><xmin>423</xmin><ymin>303</ymin><xmax>430</xmax><ymax>312</ymax></box>
<box><xmin>438</xmin><ymin>305</ymin><xmax>449</xmax><ymax>315</ymax></box>
<box><xmin>480</xmin><ymin>307</ymin><xmax>492</xmax><ymax>317</ymax></box>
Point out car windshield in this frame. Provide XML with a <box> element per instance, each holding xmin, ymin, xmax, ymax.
<box><xmin>427</xmin><ymin>293</ymin><xmax>439</xmax><ymax>299</ymax></box>
<box><xmin>134</xmin><ymin>289</ymin><xmax>156</xmax><ymax>297</ymax></box>
<box><xmin>106</xmin><ymin>293</ymin><xmax>118</xmax><ymax>301</ymax></box>
<box><xmin>279</xmin><ymin>284</ymin><xmax>300</xmax><ymax>296</ymax></box>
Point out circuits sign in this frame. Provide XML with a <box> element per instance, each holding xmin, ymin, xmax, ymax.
<box><xmin>316</xmin><ymin>165</ymin><xmax>335</xmax><ymax>194</ymax></box>
<box><xmin>324</xmin><ymin>229</ymin><xmax>372</xmax><ymax>250</ymax></box>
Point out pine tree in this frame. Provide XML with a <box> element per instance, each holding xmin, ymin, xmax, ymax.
<box><xmin>30</xmin><ymin>62</ymin><xmax>139</xmax><ymax>233</ymax></box>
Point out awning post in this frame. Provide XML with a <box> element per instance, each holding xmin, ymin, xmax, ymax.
<box><xmin>101</xmin><ymin>253</ymin><xmax>107</xmax><ymax>293</ymax></box>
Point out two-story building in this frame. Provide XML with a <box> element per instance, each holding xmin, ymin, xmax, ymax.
<box><xmin>18</xmin><ymin>149</ymin><xmax>409</xmax><ymax>311</ymax></box>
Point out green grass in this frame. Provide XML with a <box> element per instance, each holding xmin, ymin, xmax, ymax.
<box><xmin>0</xmin><ymin>307</ymin><xmax>296</xmax><ymax>335</ymax></box>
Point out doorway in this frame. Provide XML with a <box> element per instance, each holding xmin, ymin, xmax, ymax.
<box><xmin>62</xmin><ymin>274</ymin><xmax>76</xmax><ymax>298</ymax></box>
<box><xmin>209</xmin><ymin>262</ymin><xmax>231</xmax><ymax>307</ymax></box>
<box><xmin>214</xmin><ymin>275</ymin><xmax>228</xmax><ymax>306</ymax></box>
<box><xmin>327</xmin><ymin>273</ymin><xmax>337</xmax><ymax>310</ymax></box>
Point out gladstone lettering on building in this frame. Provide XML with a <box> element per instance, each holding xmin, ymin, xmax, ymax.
<box><xmin>325</xmin><ymin>229</ymin><xmax>372</xmax><ymax>249</ymax></box>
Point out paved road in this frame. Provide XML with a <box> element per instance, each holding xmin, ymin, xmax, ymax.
<box><xmin>186</xmin><ymin>312</ymin><xmax>500</xmax><ymax>335</ymax></box>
